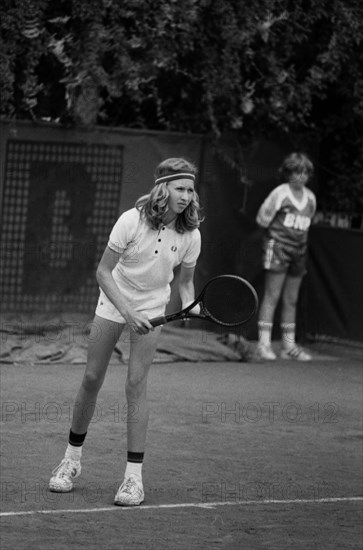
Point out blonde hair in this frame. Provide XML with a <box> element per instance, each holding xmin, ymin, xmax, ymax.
<box><xmin>135</xmin><ymin>158</ymin><xmax>203</xmax><ymax>233</ymax></box>
<box><xmin>279</xmin><ymin>152</ymin><xmax>314</xmax><ymax>182</ymax></box>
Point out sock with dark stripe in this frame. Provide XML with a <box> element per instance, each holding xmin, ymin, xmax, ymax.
<box><xmin>124</xmin><ymin>451</ymin><xmax>144</xmax><ymax>479</ymax></box>
<box><xmin>281</xmin><ymin>322</ymin><xmax>296</xmax><ymax>350</ymax></box>
<box><xmin>64</xmin><ymin>429</ymin><xmax>87</xmax><ymax>461</ymax></box>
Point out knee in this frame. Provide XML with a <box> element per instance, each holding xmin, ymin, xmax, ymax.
<box><xmin>81</xmin><ymin>371</ymin><xmax>104</xmax><ymax>393</ymax></box>
<box><xmin>125</xmin><ymin>373</ymin><xmax>147</xmax><ymax>400</ymax></box>
<box><xmin>282</xmin><ymin>293</ymin><xmax>298</xmax><ymax>309</ymax></box>
<box><xmin>263</xmin><ymin>291</ymin><xmax>280</xmax><ymax>309</ymax></box>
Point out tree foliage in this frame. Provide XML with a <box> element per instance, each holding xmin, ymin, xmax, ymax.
<box><xmin>1</xmin><ymin>0</ymin><xmax>362</xmax><ymax>211</ymax></box>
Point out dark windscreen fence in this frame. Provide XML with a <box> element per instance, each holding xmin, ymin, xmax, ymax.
<box><xmin>306</xmin><ymin>227</ymin><xmax>363</xmax><ymax>343</ymax></box>
<box><xmin>0</xmin><ymin>139</ymin><xmax>123</xmax><ymax>313</ymax></box>
<box><xmin>202</xmin><ymin>276</ymin><xmax>258</xmax><ymax>326</ymax></box>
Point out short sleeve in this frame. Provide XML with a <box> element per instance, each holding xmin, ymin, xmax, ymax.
<box><xmin>256</xmin><ymin>185</ymin><xmax>285</xmax><ymax>228</ymax></box>
<box><xmin>108</xmin><ymin>208</ymin><xmax>140</xmax><ymax>253</ymax></box>
<box><xmin>181</xmin><ymin>229</ymin><xmax>201</xmax><ymax>268</ymax></box>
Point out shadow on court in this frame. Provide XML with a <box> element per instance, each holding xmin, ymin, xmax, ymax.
<box><xmin>0</xmin><ymin>346</ymin><xmax>362</xmax><ymax>549</ymax></box>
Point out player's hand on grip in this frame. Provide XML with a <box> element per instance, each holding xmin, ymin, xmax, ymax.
<box><xmin>123</xmin><ymin>309</ymin><xmax>154</xmax><ymax>335</ymax></box>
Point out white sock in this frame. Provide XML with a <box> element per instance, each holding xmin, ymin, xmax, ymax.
<box><xmin>281</xmin><ymin>323</ymin><xmax>296</xmax><ymax>350</ymax></box>
<box><xmin>65</xmin><ymin>443</ymin><xmax>82</xmax><ymax>462</ymax></box>
<box><xmin>258</xmin><ymin>321</ymin><xmax>273</xmax><ymax>346</ymax></box>
<box><xmin>124</xmin><ymin>461</ymin><xmax>143</xmax><ymax>480</ymax></box>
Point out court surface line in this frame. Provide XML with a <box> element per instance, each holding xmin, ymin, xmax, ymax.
<box><xmin>1</xmin><ymin>496</ymin><xmax>362</xmax><ymax>517</ymax></box>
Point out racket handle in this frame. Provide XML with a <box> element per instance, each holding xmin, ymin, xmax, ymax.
<box><xmin>150</xmin><ymin>315</ymin><xmax>167</xmax><ymax>327</ymax></box>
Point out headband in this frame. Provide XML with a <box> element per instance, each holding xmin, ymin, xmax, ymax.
<box><xmin>155</xmin><ymin>172</ymin><xmax>196</xmax><ymax>185</ymax></box>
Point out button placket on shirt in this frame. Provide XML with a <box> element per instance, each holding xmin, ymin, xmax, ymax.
<box><xmin>155</xmin><ymin>226</ymin><xmax>166</xmax><ymax>254</ymax></box>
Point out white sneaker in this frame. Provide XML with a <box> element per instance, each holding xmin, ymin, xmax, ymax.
<box><xmin>49</xmin><ymin>458</ymin><xmax>81</xmax><ymax>492</ymax></box>
<box><xmin>256</xmin><ymin>343</ymin><xmax>277</xmax><ymax>360</ymax></box>
<box><xmin>114</xmin><ymin>474</ymin><xmax>144</xmax><ymax>506</ymax></box>
<box><xmin>281</xmin><ymin>345</ymin><xmax>312</xmax><ymax>362</ymax></box>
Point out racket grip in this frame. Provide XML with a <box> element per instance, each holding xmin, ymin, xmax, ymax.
<box><xmin>150</xmin><ymin>315</ymin><xmax>167</xmax><ymax>327</ymax></box>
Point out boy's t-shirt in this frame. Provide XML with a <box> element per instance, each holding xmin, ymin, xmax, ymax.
<box><xmin>256</xmin><ymin>184</ymin><xmax>316</xmax><ymax>246</ymax></box>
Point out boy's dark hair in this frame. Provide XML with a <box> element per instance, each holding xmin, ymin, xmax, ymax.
<box><xmin>279</xmin><ymin>152</ymin><xmax>314</xmax><ymax>181</ymax></box>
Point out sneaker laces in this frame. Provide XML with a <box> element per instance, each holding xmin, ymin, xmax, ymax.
<box><xmin>121</xmin><ymin>477</ymin><xmax>141</xmax><ymax>496</ymax></box>
<box><xmin>52</xmin><ymin>458</ymin><xmax>77</xmax><ymax>478</ymax></box>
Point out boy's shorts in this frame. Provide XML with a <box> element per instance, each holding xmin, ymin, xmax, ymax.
<box><xmin>262</xmin><ymin>239</ymin><xmax>307</xmax><ymax>276</ymax></box>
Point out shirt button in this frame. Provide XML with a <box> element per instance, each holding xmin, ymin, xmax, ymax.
<box><xmin>162</xmin><ymin>227</ymin><xmax>165</xmax><ymax>230</ymax></box>
<box><xmin>158</xmin><ymin>239</ymin><xmax>161</xmax><ymax>242</ymax></box>
<box><xmin>155</xmin><ymin>250</ymin><xmax>158</xmax><ymax>254</ymax></box>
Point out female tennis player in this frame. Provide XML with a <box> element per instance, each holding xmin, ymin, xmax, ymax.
<box><xmin>49</xmin><ymin>157</ymin><xmax>203</xmax><ymax>505</ymax></box>
<box><xmin>256</xmin><ymin>152</ymin><xmax>316</xmax><ymax>361</ymax></box>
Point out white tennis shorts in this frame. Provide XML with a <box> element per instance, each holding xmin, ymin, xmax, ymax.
<box><xmin>95</xmin><ymin>288</ymin><xmax>167</xmax><ymax>324</ymax></box>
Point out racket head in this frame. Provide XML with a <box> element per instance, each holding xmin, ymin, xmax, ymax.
<box><xmin>198</xmin><ymin>275</ymin><xmax>258</xmax><ymax>327</ymax></box>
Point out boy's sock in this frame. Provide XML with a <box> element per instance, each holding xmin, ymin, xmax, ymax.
<box><xmin>281</xmin><ymin>323</ymin><xmax>296</xmax><ymax>350</ymax></box>
<box><xmin>258</xmin><ymin>321</ymin><xmax>273</xmax><ymax>347</ymax></box>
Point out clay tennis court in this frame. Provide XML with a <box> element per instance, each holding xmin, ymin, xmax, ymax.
<box><xmin>0</xmin><ymin>330</ymin><xmax>362</xmax><ymax>550</ymax></box>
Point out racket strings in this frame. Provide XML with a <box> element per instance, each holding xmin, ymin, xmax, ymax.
<box><xmin>202</xmin><ymin>277</ymin><xmax>257</xmax><ymax>326</ymax></box>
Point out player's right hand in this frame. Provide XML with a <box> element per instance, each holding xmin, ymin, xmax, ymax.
<box><xmin>123</xmin><ymin>309</ymin><xmax>154</xmax><ymax>335</ymax></box>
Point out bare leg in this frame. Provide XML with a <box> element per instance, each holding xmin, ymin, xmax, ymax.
<box><xmin>49</xmin><ymin>316</ymin><xmax>125</xmax><ymax>493</ymax></box>
<box><xmin>113</xmin><ymin>327</ymin><xmax>162</xmax><ymax>506</ymax></box>
<box><xmin>280</xmin><ymin>274</ymin><xmax>303</xmax><ymax>325</ymax></box>
<box><xmin>280</xmin><ymin>274</ymin><xmax>303</xmax><ymax>349</ymax></box>
<box><xmin>125</xmin><ymin>326</ymin><xmax>162</xmax><ymax>452</ymax></box>
<box><xmin>71</xmin><ymin>315</ymin><xmax>124</xmax><ymax>434</ymax></box>
<box><xmin>256</xmin><ymin>271</ymin><xmax>287</xmax><ymax>358</ymax></box>
<box><xmin>258</xmin><ymin>271</ymin><xmax>286</xmax><ymax>323</ymax></box>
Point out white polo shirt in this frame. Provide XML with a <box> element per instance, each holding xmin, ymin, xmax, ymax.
<box><xmin>96</xmin><ymin>208</ymin><xmax>201</xmax><ymax>319</ymax></box>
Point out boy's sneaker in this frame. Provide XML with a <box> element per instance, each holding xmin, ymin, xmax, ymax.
<box><xmin>281</xmin><ymin>345</ymin><xmax>312</xmax><ymax>362</ymax></box>
<box><xmin>256</xmin><ymin>343</ymin><xmax>277</xmax><ymax>361</ymax></box>
<box><xmin>49</xmin><ymin>458</ymin><xmax>81</xmax><ymax>492</ymax></box>
<box><xmin>114</xmin><ymin>474</ymin><xmax>144</xmax><ymax>506</ymax></box>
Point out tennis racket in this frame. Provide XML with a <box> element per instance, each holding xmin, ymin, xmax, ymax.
<box><xmin>150</xmin><ymin>274</ymin><xmax>258</xmax><ymax>328</ymax></box>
